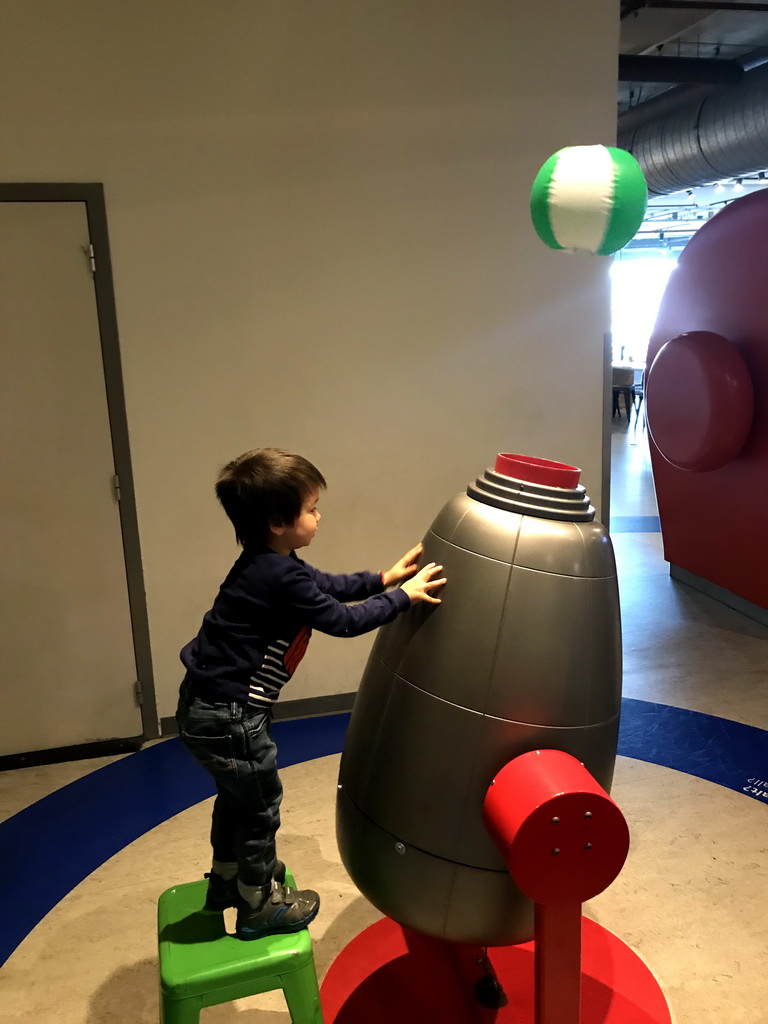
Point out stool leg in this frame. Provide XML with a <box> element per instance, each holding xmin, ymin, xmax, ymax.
<box><xmin>160</xmin><ymin>994</ymin><xmax>200</xmax><ymax>1024</ymax></box>
<box><xmin>281</xmin><ymin>959</ymin><xmax>324</xmax><ymax>1024</ymax></box>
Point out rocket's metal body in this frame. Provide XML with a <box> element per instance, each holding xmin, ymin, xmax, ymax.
<box><xmin>336</xmin><ymin>457</ymin><xmax>622</xmax><ymax>946</ymax></box>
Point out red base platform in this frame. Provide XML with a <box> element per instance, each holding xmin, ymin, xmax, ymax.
<box><xmin>320</xmin><ymin>916</ymin><xmax>672</xmax><ymax>1024</ymax></box>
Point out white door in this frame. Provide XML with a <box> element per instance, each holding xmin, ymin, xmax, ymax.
<box><xmin>0</xmin><ymin>201</ymin><xmax>142</xmax><ymax>755</ymax></box>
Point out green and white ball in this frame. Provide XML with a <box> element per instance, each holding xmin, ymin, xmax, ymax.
<box><xmin>530</xmin><ymin>145</ymin><xmax>647</xmax><ymax>256</ymax></box>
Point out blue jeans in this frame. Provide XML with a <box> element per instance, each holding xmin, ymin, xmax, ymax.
<box><xmin>176</xmin><ymin>676</ymin><xmax>282</xmax><ymax>887</ymax></box>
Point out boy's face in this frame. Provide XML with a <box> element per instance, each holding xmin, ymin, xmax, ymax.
<box><xmin>269</xmin><ymin>490</ymin><xmax>321</xmax><ymax>553</ymax></box>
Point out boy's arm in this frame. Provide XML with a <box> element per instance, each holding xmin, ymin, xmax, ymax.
<box><xmin>280</xmin><ymin>560</ymin><xmax>410</xmax><ymax>637</ymax></box>
<box><xmin>302</xmin><ymin>543</ymin><xmax>423</xmax><ymax>601</ymax></box>
<box><xmin>305</xmin><ymin>564</ymin><xmax>386</xmax><ymax>602</ymax></box>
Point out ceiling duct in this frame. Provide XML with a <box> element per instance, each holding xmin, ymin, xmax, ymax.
<box><xmin>618</xmin><ymin>60</ymin><xmax>768</xmax><ymax>195</ymax></box>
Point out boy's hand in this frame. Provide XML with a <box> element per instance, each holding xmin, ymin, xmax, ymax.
<box><xmin>382</xmin><ymin>543</ymin><xmax>423</xmax><ymax>587</ymax></box>
<box><xmin>400</xmin><ymin>562</ymin><xmax>447</xmax><ymax>605</ymax></box>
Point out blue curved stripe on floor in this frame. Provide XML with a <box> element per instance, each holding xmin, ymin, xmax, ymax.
<box><xmin>1</xmin><ymin>700</ymin><xmax>766</xmax><ymax>966</ymax></box>
<box><xmin>618</xmin><ymin>698</ymin><xmax>768</xmax><ymax>799</ymax></box>
<box><xmin>0</xmin><ymin>714</ymin><xmax>348</xmax><ymax>967</ymax></box>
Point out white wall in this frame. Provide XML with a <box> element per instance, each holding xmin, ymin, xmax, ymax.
<box><xmin>0</xmin><ymin>1</ymin><xmax>618</xmax><ymax>720</ymax></box>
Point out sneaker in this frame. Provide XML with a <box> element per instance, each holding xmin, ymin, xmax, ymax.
<box><xmin>204</xmin><ymin>860</ymin><xmax>286</xmax><ymax>911</ymax></box>
<box><xmin>235</xmin><ymin>879</ymin><xmax>320</xmax><ymax>940</ymax></box>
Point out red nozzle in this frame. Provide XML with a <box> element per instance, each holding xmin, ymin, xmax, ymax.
<box><xmin>494</xmin><ymin>453</ymin><xmax>581</xmax><ymax>489</ymax></box>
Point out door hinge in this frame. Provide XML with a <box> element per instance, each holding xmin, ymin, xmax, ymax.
<box><xmin>81</xmin><ymin>243</ymin><xmax>96</xmax><ymax>276</ymax></box>
<box><xmin>112</xmin><ymin>474</ymin><xmax>121</xmax><ymax>501</ymax></box>
<box><xmin>133</xmin><ymin>680</ymin><xmax>144</xmax><ymax>706</ymax></box>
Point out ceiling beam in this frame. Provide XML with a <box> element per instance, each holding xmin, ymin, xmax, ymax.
<box><xmin>623</xmin><ymin>1</ymin><xmax>768</xmax><ymax>16</ymax></box>
<box><xmin>619</xmin><ymin>53</ymin><xmax>745</xmax><ymax>81</ymax></box>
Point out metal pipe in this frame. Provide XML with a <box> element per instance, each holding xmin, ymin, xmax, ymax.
<box><xmin>619</xmin><ymin>60</ymin><xmax>768</xmax><ymax>194</ymax></box>
<box><xmin>619</xmin><ymin>83</ymin><xmax>717</xmax><ymax>132</ymax></box>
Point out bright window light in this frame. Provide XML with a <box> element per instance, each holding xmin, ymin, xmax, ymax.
<box><xmin>610</xmin><ymin>258</ymin><xmax>677</xmax><ymax>365</ymax></box>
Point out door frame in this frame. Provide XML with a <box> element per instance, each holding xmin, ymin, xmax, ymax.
<box><xmin>0</xmin><ymin>182</ymin><xmax>159</xmax><ymax>746</ymax></box>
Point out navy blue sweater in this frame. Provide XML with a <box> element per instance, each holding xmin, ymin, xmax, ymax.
<box><xmin>180</xmin><ymin>546</ymin><xmax>411</xmax><ymax>708</ymax></box>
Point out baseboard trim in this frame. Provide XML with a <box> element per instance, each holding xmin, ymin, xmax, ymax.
<box><xmin>670</xmin><ymin>564</ymin><xmax>768</xmax><ymax>627</ymax></box>
<box><xmin>160</xmin><ymin>691</ymin><xmax>358</xmax><ymax>736</ymax></box>
<box><xmin>0</xmin><ymin>736</ymin><xmax>144</xmax><ymax>772</ymax></box>
<box><xmin>273</xmin><ymin>691</ymin><xmax>357</xmax><ymax>721</ymax></box>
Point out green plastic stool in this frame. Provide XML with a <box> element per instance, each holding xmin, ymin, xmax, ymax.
<box><xmin>157</xmin><ymin>873</ymin><xmax>323</xmax><ymax>1024</ymax></box>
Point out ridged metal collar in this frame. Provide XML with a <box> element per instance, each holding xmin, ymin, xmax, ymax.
<box><xmin>467</xmin><ymin>467</ymin><xmax>595</xmax><ymax>522</ymax></box>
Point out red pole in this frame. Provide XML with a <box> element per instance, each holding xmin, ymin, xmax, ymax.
<box><xmin>534</xmin><ymin>903</ymin><xmax>582</xmax><ymax>1024</ymax></box>
<box><xmin>483</xmin><ymin>749</ymin><xmax>631</xmax><ymax>1024</ymax></box>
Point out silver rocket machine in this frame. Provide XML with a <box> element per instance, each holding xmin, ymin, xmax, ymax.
<box><xmin>336</xmin><ymin>453</ymin><xmax>622</xmax><ymax>946</ymax></box>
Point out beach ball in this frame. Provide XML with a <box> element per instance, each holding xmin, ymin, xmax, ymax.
<box><xmin>530</xmin><ymin>145</ymin><xmax>647</xmax><ymax>255</ymax></box>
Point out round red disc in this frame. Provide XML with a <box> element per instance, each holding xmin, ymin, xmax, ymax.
<box><xmin>646</xmin><ymin>331</ymin><xmax>753</xmax><ymax>472</ymax></box>
<box><xmin>320</xmin><ymin>916</ymin><xmax>672</xmax><ymax>1024</ymax></box>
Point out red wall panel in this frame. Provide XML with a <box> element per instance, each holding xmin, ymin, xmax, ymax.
<box><xmin>646</xmin><ymin>189</ymin><xmax>768</xmax><ymax>609</ymax></box>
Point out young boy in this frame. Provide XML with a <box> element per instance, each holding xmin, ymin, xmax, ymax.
<box><xmin>176</xmin><ymin>447</ymin><xmax>446</xmax><ymax>940</ymax></box>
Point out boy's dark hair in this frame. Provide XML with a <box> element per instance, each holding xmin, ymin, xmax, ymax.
<box><xmin>215</xmin><ymin>448</ymin><xmax>326</xmax><ymax>547</ymax></box>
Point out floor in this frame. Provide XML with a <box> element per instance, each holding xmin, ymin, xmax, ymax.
<box><xmin>2</xmin><ymin>414</ymin><xmax>767</xmax><ymax>1024</ymax></box>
